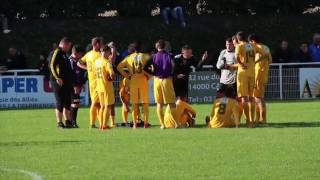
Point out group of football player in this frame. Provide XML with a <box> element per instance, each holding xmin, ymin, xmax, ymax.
<box><xmin>49</xmin><ymin>31</ymin><xmax>271</xmax><ymax>130</ymax></box>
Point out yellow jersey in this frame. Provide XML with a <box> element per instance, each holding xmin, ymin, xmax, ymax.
<box><xmin>79</xmin><ymin>50</ymin><xmax>101</xmax><ymax>87</ymax></box>
<box><xmin>119</xmin><ymin>77</ymin><xmax>130</xmax><ymax>103</ymax></box>
<box><xmin>95</xmin><ymin>57</ymin><xmax>114</xmax><ymax>93</ymax></box>
<box><xmin>209</xmin><ymin>97</ymin><xmax>240</xmax><ymax>128</ymax></box>
<box><xmin>255</xmin><ymin>44</ymin><xmax>272</xmax><ymax>73</ymax></box>
<box><xmin>235</xmin><ymin>42</ymin><xmax>256</xmax><ymax>77</ymax></box>
<box><xmin>117</xmin><ymin>52</ymin><xmax>150</xmax><ymax>82</ymax></box>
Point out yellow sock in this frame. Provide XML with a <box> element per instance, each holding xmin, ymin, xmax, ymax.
<box><xmin>249</xmin><ymin>101</ymin><xmax>255</xmax><ymax>123</ymax></box>
<box><xmin>132</xmin><ymin>104</ymin><xmax>139</xmax><ymax>125</ymax></box>
<box><xmin>122</xmin><ymin>106</ymin><xmax>128</xmax><ymax>123</ymax></box>
<box><xmin>262</xmin><ymin>104</ymin><xmax>267</xmax><ymax>123</ymax></box>
<box><xmin>156</xmin><ymin>105</ymin><xmax>164</xmax><ymax>127</ymax></box>
<box><xmin>103</xmin><ymin>107</ymin><xmax>110</xmax><ymax>127</ymax></box>
<box><xmin>99</xmin><ymin>106</ymin><xmax>104</xmax><ymax>128</ymax></box>
<box><xmin>143</xmin><ymin>103</ymin><xmax>149</xmax><ymax>124</ymax></box>
<box><xmin>90</xmin><ymin>105</ymin><xmax>98</xmax><ymax>126</ymax></box>
<box><xmin>243</xmin><ymin>102</ymin><xmax>250</xmax><ymax>124</ymax></box>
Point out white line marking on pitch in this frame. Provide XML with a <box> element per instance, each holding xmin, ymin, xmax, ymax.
<box><xmin>1</xmin><ymin>167</ymin><xmax>43</xmax><ymax>180</ymax></box>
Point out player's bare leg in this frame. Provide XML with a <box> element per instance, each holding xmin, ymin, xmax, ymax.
<box><xmin>249</xmin><ymin>97</ymin><xmax>255</xmax><ymax>126</ymax></box>
<box><xmin>241</xmin><ymin>97</ymin><xmax>253</xmax><ymax>128</ymax></box>
<box><xmin>143</xmin><ymin>103</ymin><xmax>150</xmax><ymax>128</ymax></box>
<box><xmin>98</xmin><ymin>104</ymin><xmax>105</xmax><ymax>129</ymax></box>
<box><xmin>255</xmin><ymin>97</ymin><xmax>263</xmax><ymax>123</ymax></box>
<box><xmin>261</xmin><ymin>98</ymin><xmax>267</xmax><ymax>124</ymax></box>
<box><xmin>89</xmin><ymin>102</ymin><xmax>100</xmax><ymax>128</ymax></box>
<box><xmin>237</xmin><ymin>97</ymin><xmax>243</xmax><ymax>124</ymax></box>
<box><xmin>156</xmin><ymin>103</ymin><xmax>165</xmax><ymax>129</ymax></box>
<box><xmin>63</xmin><ymin>108</ymin><xmax>73</xmax><ymax>128</ymax></box>
<box><xmin>102</xmin><ymin>105</ymin><xmax>111</xmax><ymax>130</ymax></box>
<box><xmin>132</xmin><ymin>104</ymin><xmax>139</xmax><ymax>129</ymax></box>
<box><xmin>63</xmin><ymin>108</ymin><xmax>71</xmax><ymax>121</ymax></box>
<box><xmin>121</xmin><ymin>103</ymin><xmax>129</xmax><ymax>123</ymax></box>
<box><xmin>110</xmin><ymin>104</ymin><xmax>115</xmax><ymax>127</ymax></box>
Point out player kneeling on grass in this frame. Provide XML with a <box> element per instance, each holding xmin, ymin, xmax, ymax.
<box><xmin>164</xmin><ymin>96</ymin><xmax>196</xmax><ymax>128</ymax></box>
<box><xmin>95</xmin><ymin>46</ymin><xmax>115</xmax><ymax>130</ymax></box>
<box><xmin>206</xmin><ymin>89</ymin><xmax>240</xmax><ymax>128</ymax></box>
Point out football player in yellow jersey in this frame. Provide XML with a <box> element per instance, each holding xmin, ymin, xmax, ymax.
<box><xmin>95</xmin><ymin>46</ymin><xmax>115</xmax><ymax>130</ymax></box>
<box><xmin>248</xmin><ymin>34</ymin><xmax>272</xmax><ymax>124</ymax></box>
<box><xmin>77</xmin><ymin>37</ymin><xmax>103</xmax><ymax>128</ymax></box>
<box><xmin>164</xmin><ymin>96</ymin><xmax>196</xmax><ymax>128</ymax></box>
<box><xmin>235</xmin><ymin>31</ymin><xmax>266</xmax><ymax>127</ymax></box>
<box><xmin>206</xmin><ymin>89</ymin><xmax>240</xmax><ymax>128</ymax></box>
<box><xmin>117</xmin><ymin>42</ymin><xmax>151</xmax><ymax>129</ymax></box>
<box><xmin>235</xmin><ymin>31</ymin><xmax>256</xmax><ymax>127</ymax></box>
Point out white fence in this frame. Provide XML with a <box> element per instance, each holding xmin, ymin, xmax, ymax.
<box><xmin>0</xmin><ymin>69</ymin><xmax>89</xmax><ymax>109</ymax></box>
<box><xmin>202</xmin><ymin>62</ymin><xmax>320</xmax><ymax>100</ymax></box>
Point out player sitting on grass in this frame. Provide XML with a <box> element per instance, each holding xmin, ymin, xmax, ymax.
<box><xmin>206</xmin><ymin>89</ymin><xmax>240</xmax><ymax>128</ymax></box>
<box><xmin>95</xmin><ymin>46</ymin><xmax>115</xmax><ymax>130</ymax></box>
<box><xmin>164</xmin><ymin>96</ymin><xmax>196</xmax><ymax>128</ymax></box>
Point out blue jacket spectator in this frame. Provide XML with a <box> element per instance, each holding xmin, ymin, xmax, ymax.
<box><xmin>309</xmin><ymin>33</ymin><xmax>320</xmax><ymax>62</ymax></box>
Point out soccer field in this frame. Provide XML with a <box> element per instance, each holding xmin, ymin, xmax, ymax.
<box><xmin>0</xmin><ymin>101</ymin><xmax>320</xmax><ymax>180</ymax></box>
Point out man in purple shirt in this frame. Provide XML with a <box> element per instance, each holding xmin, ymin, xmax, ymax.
<box><xmin>144</xmin><ymin>40</ymin><xmax>179</xmax><ymax>129</ymax></box>
<box><xmin>309</xmin><ymin>33</ymin><xmax>320</xmax><ymax>62</ymax></box>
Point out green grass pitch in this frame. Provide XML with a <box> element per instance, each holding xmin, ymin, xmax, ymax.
<box><xmin>1</xmin><ymin>101</ymin><xmax>320</xmax><ymax>179</ymax></box>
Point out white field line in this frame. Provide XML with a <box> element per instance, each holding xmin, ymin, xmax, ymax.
<box><xmin>1</xmin><ymin>167</ymin><xmax>43</xmax><ymax>180</ymax></box>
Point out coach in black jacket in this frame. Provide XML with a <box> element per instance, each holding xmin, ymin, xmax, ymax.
<box><xmin>49</xmin><ymin>37</ymin><xmax>73</xmax><ymax>128</ymax></box>
<box><xmin>173</xmin><ymin>45</ymin><xmax>208</xmax><ymax>98</ymax></box>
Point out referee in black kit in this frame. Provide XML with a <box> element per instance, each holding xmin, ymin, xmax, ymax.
<box><xmin>49</xmin><ymin>37</ymin><xmax>73</xmax><ymax>128</ymax></box>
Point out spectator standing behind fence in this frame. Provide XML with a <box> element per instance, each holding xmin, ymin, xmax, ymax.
<box><xmin>0</xmin><ymin>14</ymin><xmax>11</xmax><ymax>34</ymax></box>
<box><xmin>273</xmin><ymin>40</ymin><xmax>293</xmax><ymax>63</ymax></box>
<box><xmin>4</xmin><ymin>47</ymin><xmax>27</xmax><ymax>69</ymax></box>
<box><xmin>38</xmin><ymin>52</ymin><xmax>50</xmax><ymax>80</ymax></box>
<box><xmin>216</xmin><ymin>38</ymin><xmax>237</xmax><ymax>98</ymax></box>
<box><xmin>294</xmin><ymin>43</ymin><xmax>312</xmax><ymax>62</ymax></box>
<box><xmin>309</xmin><ymin>33</ymin><xmax>320</xmax><ymax>62</ymax></box>
<box><xmin>159</xmin><ymin>0</ymin><xmax>187</xmax><ymax>28</ymax></box>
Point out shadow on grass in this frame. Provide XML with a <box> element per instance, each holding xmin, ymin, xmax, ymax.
<box><xmin>258</xmin><ymin>122</ymin><xmax>320</xmax><ymax>128</ymax></box>
<box><xmin>0</xmin><ymin>140</ymin><xmax>85</xmax><ymax>147</ymax></box>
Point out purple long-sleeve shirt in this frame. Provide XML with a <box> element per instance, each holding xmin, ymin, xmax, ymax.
<box><xmin>152</xmin><ymin>51</ymin><xmax>174</xmax><ymax>79</ymax></box>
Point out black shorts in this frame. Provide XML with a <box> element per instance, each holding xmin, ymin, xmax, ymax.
<box><xmin>217</xmin><ymin>83</ymin><xmax>237</xmax><ymax>98</ymax></box>
<box><xmin>51</xmin><ymin>81</ymin><xmax>72</xmax><ymax>112</ymax></box>
<box><xmin>174</xmin><ymin>78</ymin><xmax>189</xmax><ymax>98</ymax></box>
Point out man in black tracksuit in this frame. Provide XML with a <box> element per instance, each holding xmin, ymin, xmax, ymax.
<box><xmin>173</xmin><ymin>45</ymin><xmax>208</xmax><ymax>98</ymax></box>
<box><xmin>49</xmin><ymin>37</ymin><xmax>73</xmax><ymax>128</ymax></box>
